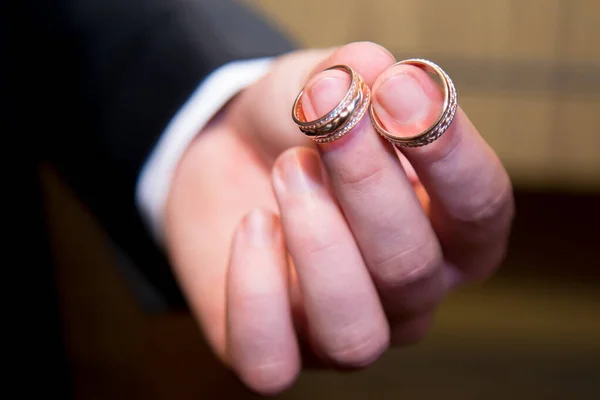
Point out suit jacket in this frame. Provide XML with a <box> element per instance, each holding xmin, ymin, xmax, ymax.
<box><xmin>4</xmin><ymin>0</ymin><xmax>294</xmax><ymax>395</ymax></box>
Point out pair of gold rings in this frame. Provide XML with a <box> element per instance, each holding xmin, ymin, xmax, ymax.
<box><xmin>292</xmin><ymin>59</ymin><xmax>458</xmax><ymax>147</ymax></box>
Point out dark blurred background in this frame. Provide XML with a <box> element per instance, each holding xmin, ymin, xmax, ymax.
<box><xmin>43</xmin><ymin>0</ymin><xmax>600</xmax><ymax>398</ymax></box>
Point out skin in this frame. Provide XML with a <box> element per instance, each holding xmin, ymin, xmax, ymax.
<box><xmin>164</xmin><ymin>42</ymin><xmax>515</xmax><ymax>395</ymax></box>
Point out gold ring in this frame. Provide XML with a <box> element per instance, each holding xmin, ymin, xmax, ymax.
<box><xmin>292</xmin><ymin>65</ymin><xmax>370</xmax><ymax>143</ymax></box>
<box><xmin>369</xmin><ymin>58</ymin><xmax>458</xmax><ymax>148</ymax></box>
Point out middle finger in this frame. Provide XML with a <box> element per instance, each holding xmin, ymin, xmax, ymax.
<box><xmin>300</xmin><ymin>44</ymin><xmax>446</xmax><ymax>331</ymax></box>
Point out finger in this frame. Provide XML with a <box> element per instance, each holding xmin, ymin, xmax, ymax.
<box><xmin>165</xmin><ymin>129</ymin><xmax>280</xmax><ymax>363</ymax></box>
<box><xmin>272</xmin><ymin>147</ymin><xmax>389</xmax><ymax>367</ymax></box>
<box><xmin>301</xmin><ymin>43</ymin><xmax>446</xmax><ymax>324</ymax></box>
<box><xmin>226</xmin><ymin>209</ymin><xmax>300</xmax><ymax>395</ymax></box>
<box><xmin>371</xmin><ymin>64</ymin><xmax>515</xmax><ymax>285</ymax></box>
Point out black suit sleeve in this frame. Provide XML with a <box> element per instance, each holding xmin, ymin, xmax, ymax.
<box><xmin>10</xmin><ymin>0</ymin><xmax>295</xmax><ymax>307</ymax></box>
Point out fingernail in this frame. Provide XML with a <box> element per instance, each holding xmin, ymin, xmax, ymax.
<box><xmin>273</xmin><ymin>150</ymin><xmax>323</xmax><ymax>195</ymax></box>
<box><xmin>244</xmin><ymin>209</ymin><xmax>276</xmax><ymax>247</ymax></box>
<box><xmin>301</xmin><ymin>69</ymin><xmax>350</xmax><ymax>120</ymax></box>
<box><xmin>374</xmin><ymin>69</ymin><xmax>431</xmax><ymax>126</ymax></box>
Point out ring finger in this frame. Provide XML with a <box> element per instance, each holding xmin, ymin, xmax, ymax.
<box><xmin>272</xmin><ymin>147</ymin><xmax>389</xmax><ymax>367</ymax></box>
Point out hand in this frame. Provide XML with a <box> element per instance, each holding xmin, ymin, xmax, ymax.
<box><xmin>164</xmin><ymin>42</ymin><xmax>514</xmax><ymax>395</ymax></box>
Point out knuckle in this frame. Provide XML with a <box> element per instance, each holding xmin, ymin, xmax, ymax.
<box><xmin>296</xmin><ymin>229</ymin><xmax>340</xmax><ymax>259</ymax></box>
<box><xmin>337</xmin><ymin>161</ymin><xmax>385</xmax><ymax>193</ymax></box>
<box><xmin>450</xmin><ymin>179</ymin><xmax>514</xmax><ymax>229</ymax></box>
<box><xmin>370</xmin><ymin>238</ymin><xmax>443</xmax><ymax>288</ymax></box>
<box><xmin>326</xmin><ymin>324</ymin><xmax>389</xmax><ymax>367</ymax></box>
<box><xmin>241</xmin><ymin>359</ymin><xmax>298</xmax><ymax>396</ymax></box>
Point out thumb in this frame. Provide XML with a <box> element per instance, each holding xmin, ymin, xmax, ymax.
<box><xmin>229</xmin><ymin>49</ymin><xmax>332</xmax><ymax>164</ymax></box>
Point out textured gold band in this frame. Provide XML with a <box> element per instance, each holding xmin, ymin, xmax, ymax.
<box><xmin>370</xmin><ymin>59</ymin><xmax>458</xmax><ymax>148</ymax></box>
<box><xmin>292</xmin><ymin>65</ymin><xmax>370</xmax><ymax>143</ymax></box>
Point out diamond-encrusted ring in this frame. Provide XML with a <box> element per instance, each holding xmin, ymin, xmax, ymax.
<box><xmin>292</xmin><ymin>65</ymin><xmax>370</xmax><ymax>143</ymax></box>
<box><xmin>370</xmin><ymin>59</ymin><xmax>458</xmax><ymax>148</ymax></box>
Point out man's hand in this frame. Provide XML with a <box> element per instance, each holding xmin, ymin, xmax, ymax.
<box><xmin>164</xmin><ymin>42</ymin><xmax>514</xmax><ymax>395</ymax></box>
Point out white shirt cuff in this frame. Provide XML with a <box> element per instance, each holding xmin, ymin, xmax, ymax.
<box><xmin>135</xmin><ymin>57</ymin><xmax>275</xmax><ymax>244</ymax></box>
